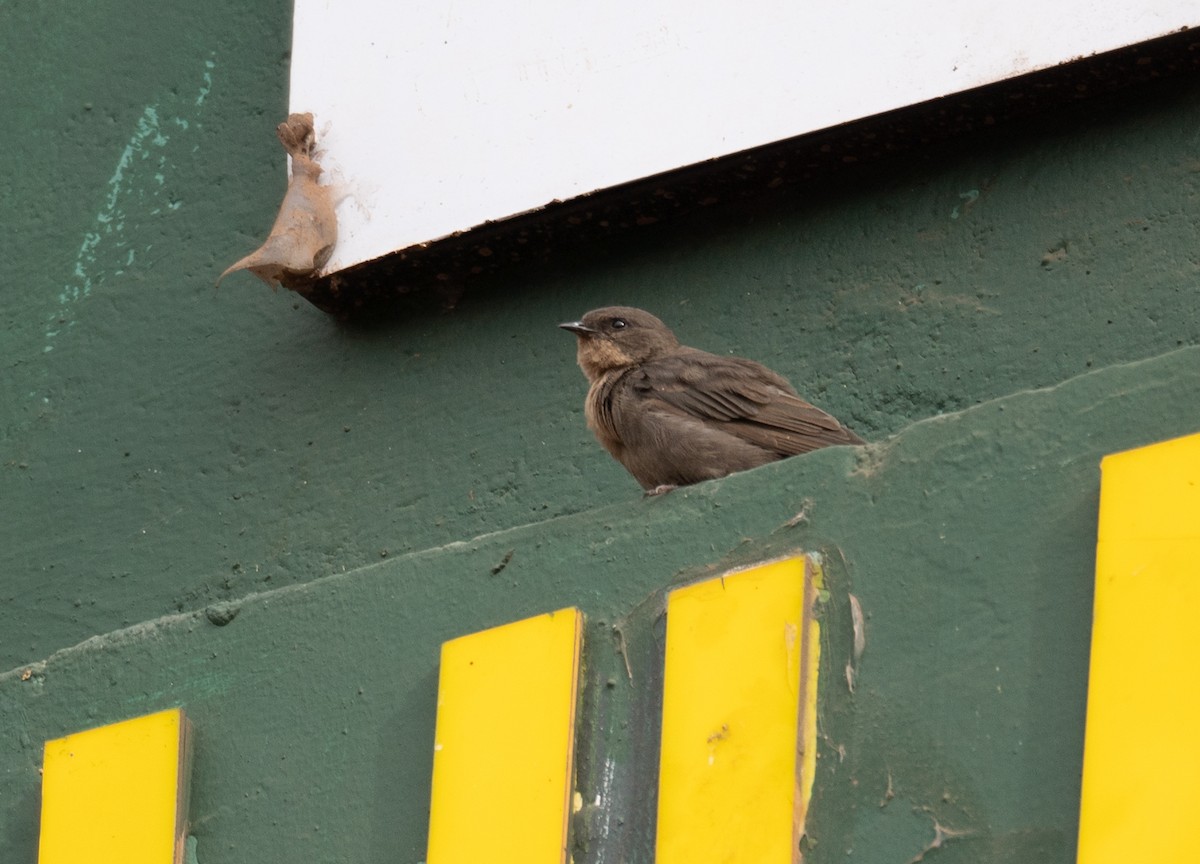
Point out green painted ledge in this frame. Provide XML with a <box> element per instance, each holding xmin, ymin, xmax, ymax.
<box><xmin>3</xmin><ymin>345</ymin><xmax>1198</xmax><ymax>864</ymax></box>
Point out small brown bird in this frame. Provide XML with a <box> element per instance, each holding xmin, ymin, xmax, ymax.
<box><xmin>560</xmin><ymin>306</ymin><xmax>864</xmax><ymax>493</ymax></box>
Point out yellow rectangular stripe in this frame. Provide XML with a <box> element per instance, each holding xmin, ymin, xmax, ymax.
<box><xmin>1078</xmin><ymin>431</ymin><xmax>1200</xmax><ymax>863</ymax></box>
<box><xmin>38</xmin><ymin>708</ymin><xmax>193</xmax><ymax>864</ymax></box>
<box><xmin>427</xmin><ymin>607</ymin><xmax>583</xmax><ymax>864</ymax></box>
<box><xmin>656</xmin><ymin>556</ymin><xmax>821</xmax><ymax>864</ymax></box>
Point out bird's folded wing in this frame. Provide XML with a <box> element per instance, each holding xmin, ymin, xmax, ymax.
<box><xmin>633</xmin><ymin>352</ymin><xmax>862</xmax><ymax>455</ymax></box>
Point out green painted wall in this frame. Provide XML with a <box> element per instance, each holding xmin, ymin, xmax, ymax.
<box><xmin>3</xmin><ymin>2</ymin><xmax>1200</xmax><ymax>861</ymax></box>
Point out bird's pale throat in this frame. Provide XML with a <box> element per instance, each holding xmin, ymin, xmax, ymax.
<box><xmin>577</xmin><ymin>337</ymin><xmax>635</xmax><ymax>379</ymax></box>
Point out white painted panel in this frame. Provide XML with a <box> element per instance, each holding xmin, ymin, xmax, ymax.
<box><xmin>290</xmin><ymin>1</ymin><xmax>1196</xmax><ymax>273</ymax></box>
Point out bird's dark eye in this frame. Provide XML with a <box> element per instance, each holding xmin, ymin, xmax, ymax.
<box><xmin>610</xmin><ymin>318</ymin><xmax>627</xmax><ymax>330</ymax></box>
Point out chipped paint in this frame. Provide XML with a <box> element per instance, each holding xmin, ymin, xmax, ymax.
<box><xmin>906</xmin><ymin>814</ymin><xmax>973</xmax><ymax>863</ymax></box>
<box><xmin>949</xmin><ymin>188</ymin><xmax>980</xmax><ymax>220</ymax></box>
<box><xmin>845</xmin><ymin>592</ymin><xmax>866</xmax><ymax>693</ymax></box>
<box><xmin>594</xmin><ymin>757</ymin><xmax>616</xmax><ymax>848</ymax></box>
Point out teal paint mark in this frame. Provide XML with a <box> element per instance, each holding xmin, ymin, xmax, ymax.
<box><xmin>123</xmin><ymin>670</ymin><xmax>238</xmax><ymax>707</ymax></box>
<box><xmin>196</xmin><ymin>57</ymin><xmax>216</xmax><ymax>107</ymax></box>
<box><xmin>949</xmin><ymin>189</ymin><xmax>980</xmax><ymax>220</ymax></box>
<box><xmin>45</xmin><ymin>107</ymin><xmax>167</xmax><ymax>352</ymax></box>
<box><xmin>44</xmin><ymin>57</ymin><xmax>217</xmax><ymax>356</ymax></box>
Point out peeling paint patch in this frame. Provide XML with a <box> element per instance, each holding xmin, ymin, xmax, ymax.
<box><xmin>593</xmin><ymin>756</ymin><xmax>616</xmax><ymax>852</ymax></box>
<box><xmin>43</xmin><ymin>55</ymin><xmax>217</xmax><ymax>356</ymax></box>
<box><xmin>845</xmin><ymin>592</ymin><xmax>865</xmax><ymax>692</ymax></box>
<box><xmin>949</xmin><ymin>188</ymin><xmax>980</xmax><ymax>220</ymax></box>
<box><xmin>907</xmin><ymin>813</ymin><xmax>973</xmax><ymax>863</ymax></box>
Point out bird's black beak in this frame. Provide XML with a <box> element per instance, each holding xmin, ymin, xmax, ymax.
<box><xmin>559</xmin><ymin>321</ymin><xmax>597</xmax><ymax>336</ymax></box>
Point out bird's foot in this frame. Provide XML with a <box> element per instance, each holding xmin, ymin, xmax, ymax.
<box><xmin>644</xmin><ymin>484</ymin><xmax>678</xmax><ymax>497</ymax></box>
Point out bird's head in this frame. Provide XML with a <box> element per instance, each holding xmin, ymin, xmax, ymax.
<box><xmin>559</xmin><ymin>306</ymin><xmax>679</xmax><ymax>380</ymax></box>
